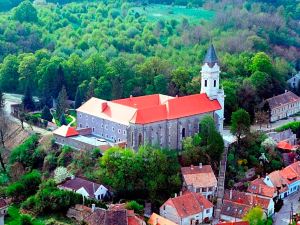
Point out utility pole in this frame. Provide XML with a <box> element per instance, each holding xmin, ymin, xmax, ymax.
<box><xmin>290</xmin><ymin>202</ymin><xmax>294</xmax><ymax>225</ymax></box>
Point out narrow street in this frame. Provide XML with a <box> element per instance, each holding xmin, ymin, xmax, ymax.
<box><xmin>213</xmin><ymin>146</ymin><xmax>229</xmax><ymax>224</ymax></box>
<box><xmin>273</xmin><ymin>191</ymin><xmax>300</xmax><ymax>225</ymax></box>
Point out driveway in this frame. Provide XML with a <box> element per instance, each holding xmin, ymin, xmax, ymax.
<box><xmin>3</xmin><ymin>93</ymin><xmax>51</xmax><ymax>135</ymax></box>
<box><xmin>273</xmin><ymin>191</ymin><xmax>300</xmax><ymax>225</ymax></box>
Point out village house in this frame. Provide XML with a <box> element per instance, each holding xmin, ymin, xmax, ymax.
<box><xmin>217</xmin><ymin>222</ymin><xmax>249</xmax><ymax>225</ymax></box>
<box><xmin>266</xmin><ymin>91</ymin><xmax>300</xmax><ymax>122</ymax></box>
<box><xmin>287</xmin><ymin>72</ymin><xmax>300</xmax><ymax>90</ymax></box>
<box><xmin>220</xmin><ymin>190</ymin><xmax>274</xmax><ymax>222</ymax></box>
<box><xmin>247</xmin><ymin>178</ymin><xmax>276</xmax><ymax>199</ymax></box>
<box><xmin>181</xmin><ymin>164</ymin><xmax>217</xmax><ymax>200</ymax></box>
<box><xmin>263</xmin><ymin>161</ymin><xmax>300</xmax><ymax>199</ymax></box>
<box><xmin>0</xmin><ymin>199</ymin><xmax>8</xmax><ymax>225</ymax></box>
<box><xmin>160</xmin><ymin>191</ymin><xmax>213</xmax><ymax>225</ymax></box>
<box><xmin>58</xmin><ymin>176</ymin><xmax>110</xmax><ymax>201</ymax></box>
<box><xmin>148</xmin><ymin>213</ymin><xmax>177</xmax><ymax>225</ymax></box>
<box><xmin>54</xmin><ymin>45</ymin><xmax>225</xmax><ymax>151</ymax></box>
<box><xmin>67</xmin><ymin>203</ymin><xmax>146</xmax><ymax>225</ymax></box>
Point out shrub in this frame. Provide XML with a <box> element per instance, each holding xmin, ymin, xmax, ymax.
<box><xmin>125</xmin><ymin>200</ymin><xmax>144</xmax><ymax>214</ymax></box>
<box><xmin>57</xmin><ymin>146</ymin><xmax>73</xmax><ymax>167</ymax></box>
<box><xmin>54</xmin><ymin>167</ymin><xmax>71</xmax><ymax>184</ymax></box>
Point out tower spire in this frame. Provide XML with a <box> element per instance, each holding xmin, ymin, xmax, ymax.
<box><xmin>203</xmin><ymin>44</ymin><xmax>218</xmax><ymax>68</ymax></box>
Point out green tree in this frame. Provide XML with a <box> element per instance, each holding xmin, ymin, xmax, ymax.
<box><xmin>59</xmin><ymin>113</ymin><xmax>67</xmax><ymax>126</ymax></box>
<box><xmin>171</xmin><ymin>67</ymin><xmax>190</xmax><ymax>96</ymax></box>
<box><xmin>74</xmin><ymin>86</ymin><xmax>84</xmax><ymax>109</ymax></box>
<box><xmin>250</xmin><ymin>52</ymin><xmax>273</xmax><ymax>74</ymax></box>
<box><xmin>56</xmin><ymin>86</ymin><xmax>68</xmax><ymax>118</ymax></box>
<box><xmin>13</xmin><ymin>0</ymin><xmax>38</xmax><ymax>23</ymax></box>
<box><xmin>0</xmin><ymin>55</ymin><xmax>20</xmax><ymax>92</ymax></box>
<box><xmin>243</xmin><ymin>206</ymin><xmax>265</xmax><ymax>225</ymax></box>
<box><xmin>230</xmin><ymin>109</ymin><xmax>251</xmax><ymax>148</ymax></box>
<box><xmin>41</xmin><ymin>105</ymin><xmax>53</xmax><ymax>122</ymax></box>
<box><xmin>22</xmin><ymin>81</ymin><xmax>35</xmax><ymax>112</ymax></box>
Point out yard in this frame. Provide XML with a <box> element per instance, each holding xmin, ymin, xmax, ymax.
<box><xmin>129</xmin><ymin>4</ymin><xmax>215</xmax><ymax>23</ymax></box>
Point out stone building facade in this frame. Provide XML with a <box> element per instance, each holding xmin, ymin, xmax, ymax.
<box><xmin>76</xmin><ymin>45</ymin><xmax>225</xmax><ymax>150</ymax></box>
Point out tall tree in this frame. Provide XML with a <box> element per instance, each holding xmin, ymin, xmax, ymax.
<box><xmin>230</xmin><ymin>109</ymin><xmax>251</xmax><ymax>149</ymax></box>
<box><xmin>59</xmin><ymin>113</ymin><xmax>67</xmax><ymax>126</ymax></box>
<box><xmin>74</xmin><ymin>87</ymin><xmax>83</xmax><ymax>109</ymax></box>
<box><xmin>56</xmin><ymin>86</ymin><xmax>68</xmax><ymax>118</ymax></box>
<box><xmin>13</xmin><ymin>0</ymin><xmax>38</xmax><ymax>23</ymax></box>
<box><xmin>0</xmin><ymin>55</ymin><xmax>20</xmax><ymax>92</ymax></box>
<box><xmin>22</xmin><ymin>81</ymin><xmax>35</xmax><ymax>112</ymax></box>
<box><xmin>0</xmin><ymin>89</ymin><xmax>4</xmax><ymax>112</ymax></box>
<box><xmin>41</xmin><ymin>106</ymin><xmax>53</xmax><ymax>122</ymax></box>
<box><xmin>0</xmin><ymin>112</ymin><xmax>9</xmax><ymax>171</ymax></box>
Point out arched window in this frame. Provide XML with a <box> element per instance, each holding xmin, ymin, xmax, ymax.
<box><xmin>182</xmin><ymin>128</ymin><xmax>186</xmax><ymax>138</ymax></box>
<box><xmin>138</xmin><ymin>133</ymin><xmax>143</xmax><ymax>146</ymax></box>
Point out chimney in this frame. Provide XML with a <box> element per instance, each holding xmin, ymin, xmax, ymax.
<box><xmin>250</xmin><ymin>194</ymin><xmax>253</xmax><ymax>205</ymax></box>
<box><xmin>180</xmin><ymin>191</ymin><xmax>182</xmax><ymax>196</ymax></box>
<box><xmin>258</xmin><ymin>175</ymin><xmax>260</xmax><ymax>179</ymax></box>
<box><xmin>101</xmin><ymin>102</ymin><xmax>108</xmax><ymax>112</ymax></box>
<box><xmin>191</xmin><ymin>165</ymin><xmax>194</xmax><ymax>170</ymax></box>
<box><xmin>174</xmin><ymin>193</ymin><xmax>177</xmax><ymax>198</ymax></box>
<box><xmin>199</xmin><ymin>163</ymin><xmax>202</xmax><ymax>169</ymax></box>
<box><xmin>229</xmin><ymin>189</ymin><xmax>233</xmax><ymax>200</ymax></box>
<box><xmin>285</xmin><ymin>90</ymin><xmax>288</xmax><ymax>93</ymax></box>
<box><xmin>175</xmin><ymin>95</ymin><xmax>178</xmax><ymax>98</ymax></box>
<box><xmin>130</xmin><ymin>95</ymin><xmax>133</xmax><ymax>99</ymax></box>
<box><xmin>92</xmin><ymin>204</ymin><xmax>96</xmax><ymax>212</ymax></box>
<box><xmin>155</xmin><ymin>218</ymin><xmax>159</xmax><ymax>225</ymax></box>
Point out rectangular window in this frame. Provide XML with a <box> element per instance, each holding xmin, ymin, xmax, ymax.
<box><xmin>118</xmin><ymin>129</ymin><xmax>121</xmax><ymax>134</ymax></box>
<box><xmin>204</xmin><ymin>80</ymin><xmax>207</xmax><ymax>87</ymax></box>
<box><xmin>196</xmin><ymin>188</ymin><xmax>201</xmax><ymax>193</ymax></box>
<box><xmin>79</xmin><ymin>114</ymin><xmax>82</xmax><ymax>118</ymax></box>
<box><xmin>101</xmin><ymin>124</ymin><xmax>104</xmax><ymax>128</ymax></box>
<box><xmin>123</xmin><ymin>130</ymin><xmax>126</xmax><ymax>135</ymax></box>
<box><xmin>79</xmin><ymin>123</ymin><xmax>82</xmax><ymax>128</ymax></box>
<box><xmin>112</xmin><ymin>127</ymin><xmax>115</xmax><ymax>131</ymax></box>
<box><xmin>92</xmin><ymin>127</ymin><xmax>95</xmax><ymax>132</ymax></box>
<box><xmin>105</xmin><ymin>125</ymin><xmax>108</xmax><ymax>130</ymax></box>
<box><xmin>206</xmin><ymin>209</ymin><xmax>210</xmax><ymax>213</ymax></box>
<box><xmin>214</xmin><ymin>80</ymin><xmax>216</xmax><ymax>87</ymax></box>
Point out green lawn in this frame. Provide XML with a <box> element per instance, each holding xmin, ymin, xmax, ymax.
<box><xmin>130</xmin><ymin>4</ymin><xmax>215</xmax><ymax>23</ymax></box>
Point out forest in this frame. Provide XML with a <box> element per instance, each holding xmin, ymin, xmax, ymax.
<box><xmin>0</xmin><ymin>0</ymin><xmax>299</xmax><ymax>121</ymax></box>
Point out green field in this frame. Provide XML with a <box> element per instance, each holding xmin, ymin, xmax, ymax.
<box><xmin>130</xmin><ymin>4</ymin><xmax>215</xmax><ymax>23</ymax></box>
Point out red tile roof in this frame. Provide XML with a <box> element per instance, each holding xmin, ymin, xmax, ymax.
<box><xmin>161</xmin><ymin>192</ymin><xmax>213</xmax><ymax>218</ymax></box>
<box><xmin>247</xmin><ymin>178</ymin><xmax>275</xmax><ymax>198</ymax></box>
<box><xmin>221</xmin><ymin>199</ymin><xmax>251</xmax><ymax>219</ymax></box>
<box><xmin>224</xmin><ymin>190</ymin><xmax>271</xmax><ymax>210</ymax></box>
<box><xmin>267</xmin><ymin>91</ymin><xmax>300</xmax><ymax>109</ymax></box>
<box><xmin>58</xmin><ymin>177</ymin><xmax>104</xmax><ymax>199</ymax></box>
<box><xmin>148</xmin><ymin>213</ymin><xmax>177</xmax><ymax>225</ymax></box>
<box><xmin>217</xmin><ymin>221</ymin><xmax>249</xmax><ymax>225</ymax></box>
<box><xmin>277</xmin><ymin>141</ymin><xmax>297</xmax><ymax>151</ymax></box>
<box><xmin>77</xmin><ymin>94</ymin><xmax>221</xmax><ymax>125</ymax></box>
<box><xmin>181</xmin><ymin>165</ymin><xmax>217</xmax><ymax>188</ymax></box>
<box><xmin>53</xmin><ymin>125</ymin><xmax>79</xmax><ymax>137</ymax></box>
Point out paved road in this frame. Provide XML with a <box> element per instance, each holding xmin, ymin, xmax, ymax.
<box><xmin>3</xmin><ymin>93</ymin><xmax>51</xmax><ymax>135</ymax></box>
<box><xmin>273</xmin><ymin>191</ymin><xmax>300</xmax><ymax>225</ymax></box>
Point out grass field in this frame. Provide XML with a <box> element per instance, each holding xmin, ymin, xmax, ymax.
<box><xmin>130</xmin><ymin>4</ymin><xmax>215</xmax><ymax>23</ymax></box>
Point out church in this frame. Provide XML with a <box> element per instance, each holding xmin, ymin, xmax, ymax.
<box><xmin>75</xmin><ymin>45</ymin><xmax>225</xmax><ymax>150</ymax></box>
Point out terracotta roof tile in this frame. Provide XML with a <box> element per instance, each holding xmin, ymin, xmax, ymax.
<box><xmin>267</xmin><ymin>91</ymin><xmax>300</xmax><ymax>109</ymax></box>
<box><xmin>161</xmin><ymin>192</ymin><xmax>213</xmax><ymax>218</ymax></box>
<box><xmin>77</xmin><ymin>93</ymin><xmax>221</xmax><ymax>125</ymax></box>
<box><xmin>221</xmin><ymin>199</ymin><xmax>251</xmax><ymax>219</ymax></box>
<box><xmin>181</xmin><ymin>165</ymin><xmax>217</xmax><ymax>188</ymax></box>
<box><xmin>224</xmin><ymin>190</ymin><xmax>271</xmax><ymax>210</ymax></box>
<box><xmin>148</xmin><ymin>213</ymin><xmax>177</xmax><ymax>225</ymax></box>
<box><xmin>217</xmin><ymin>221</ymin><xmax>249</xmax><ymax>225</ymax></box>
<box><xmin>53</xmin><ymin>125</ymin><xmax>79</xmax><ymax>137</ymax></box>
<box><xmin>247</xmin><ymin>178</ymin><xmax>275</xmax><ymax>198</ymax></box>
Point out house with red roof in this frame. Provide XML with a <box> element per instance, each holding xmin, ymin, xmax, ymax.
<box><xmin>263</xmin><ymin>161</ymin><xmax>300</xmax><ymax>199</ymax></box>
<box><xmin>247</xmin><ymin>178</ymin><xmax>276</xmax><ymax>199</ymax></box>
<box><xmin>67</xmin><ymin>203</ymin><xmax>146</xmax><ymax>225</ymax></box>
<box><xmin>181</xmin><ymin>164</ymin><xmax>217</xmax><ymax>200</ymax></box>
<box><xmin>72</xmin><ymin>45</ymin><xmax>225</xmax><ymax>150</ymax></box>
<box><xmin>58</xmin><ymin>176</ymin><xmax>110</xmax><ymax>201</ymax></box>
<box><xmin>0</xmin><ymin>199</ymin><xmax>9</xmax><ymax>225</ymax></box>
<box><xmin>220</xmin><ymin>190</ymin><xmax>274</xmax><ymax>222</ymax></box>
<box><xmin>148</xmin><ymin>213</ymin><xmax>177</xmax><ymax>225</ymax></box>
<box><xmin>217</xmin><ymin>222</ymin><xmax>249</xmax><ymax>225</ymax></box>
<box><xmin>159</xmin><ymin>192</ymin><xmax>213</xmax><ymax>225</ymax></box>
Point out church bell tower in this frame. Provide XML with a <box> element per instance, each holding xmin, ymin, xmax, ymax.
<box><xmin>201</xmin><ymin>44</ymin><xmax>225</xmax><ymax>133</ymax></box>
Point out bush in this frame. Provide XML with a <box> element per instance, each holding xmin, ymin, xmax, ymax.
<box><xmin>57</xmin><ymin>146</ymin><xmax>73</xmax><ymax>167</ymax></box>
<box><xmin>54</xmin><ymin>167</ymin><xmax>71</xmax><ymax>184</ymax></box>
<box><xmin>6</xmin><ymin>170</ymin><xmax>41</xmax><ymax>201</ymax></box>
<box><xmin>125</xmin><ymin>200</ymin><xmax>144</xmax><ymax>214</ymax></box>
<box><xmin>9</xmin><ymin>135</ymin><xmax>40</xmax><ymax>169</ymax></box>
<box><xmin>276</xmin><ymin>121</ymin><xmax>300</xmax><ymax>136</ymax></box>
